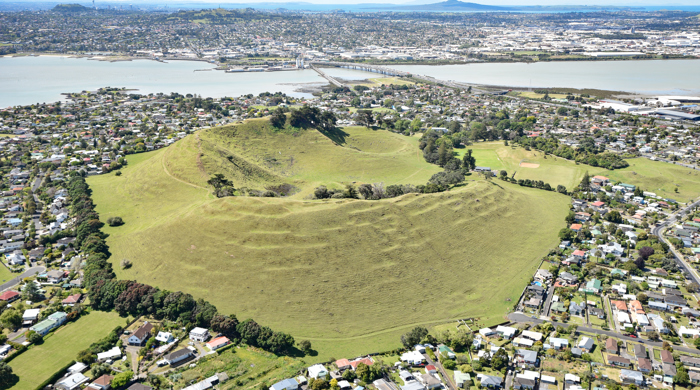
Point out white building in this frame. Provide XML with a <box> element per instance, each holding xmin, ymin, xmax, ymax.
<box><xmin>189</xmin><ymin>327</ymin><xmax>210</xmax><ymax>342</ymax></box>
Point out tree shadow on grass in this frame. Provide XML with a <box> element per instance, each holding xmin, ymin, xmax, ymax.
<box><xmin>318</xmin><ymin>127</ymin><xmax>349</xmax><ymax>145</ymax></box>
<box><xmin>0</xmin><ymin>373</ymin><xmax>20</xmax><ymax>390</ymax></box>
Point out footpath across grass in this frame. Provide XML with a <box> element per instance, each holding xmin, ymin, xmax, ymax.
<box><xmin>8</xmin><ymin>311</ymin><xmax>122</xmax><ymax>390</ymax></box>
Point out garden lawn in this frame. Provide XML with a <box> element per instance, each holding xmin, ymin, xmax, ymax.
<box><xmin>8</xmin><ymin>311</ymin><xmax>122</xmax><ymax>390</ymax></box>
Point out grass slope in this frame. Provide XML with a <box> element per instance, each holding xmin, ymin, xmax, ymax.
<box><xmin>459</xmin><ymin>142</ymin><xmax>700</xmax><ymax>202</ymax></box>
<box><xmin>9</xmin><ymin>311</ymin><xmax>122</xmax><ymax>390</ymax></box>
<box><xmin>88</xmin><ymin>123</ymin><xmax>570</xmax><ymax>359</ymax></box>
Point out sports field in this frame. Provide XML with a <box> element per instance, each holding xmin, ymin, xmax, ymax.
<box><xmin>88</xmin><ymin>123</ymin><xmax>570</xmax><ymax>359</ymax></box>
<box><xmin>8</xmin><ymin>311</ymin><xmax>122</xmax><ymax>390</ymax></box>
<box><xmin>458</xmin><ymin>143</ymin><xmax>700</xmax><ymax>202</ymax></box>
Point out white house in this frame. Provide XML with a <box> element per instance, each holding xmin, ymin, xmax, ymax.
<box><xmin>155</xmin><ymin>331</ymin><xmax>174</xmax><ymax>343</ymax></box>
<box><xmin>189</xmin><ymin>327</ymin><xmax>210</xmax><ymax>342</ymax></box>
<box><xmin>495</xmin><ymin>325</ymin><xmax>517</xmax><ymax>339</ymax></box>
<box><xmin>97</xmin><ymin>346</ymin><xmax>121</xmax><ymax>362</ymax></box>
<box><xmin>308</xmin><ymin>364</ymin><xmax>329</xmax><ymax>379</ymax></box>
<box><xmin>56</xmin><ymin>373</ymin><xmax>89</xmax><ymax>390</ymax></box>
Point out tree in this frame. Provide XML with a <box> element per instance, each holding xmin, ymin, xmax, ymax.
<box><xmin>357</xmin><ymin>110</ymin><xmax>374</xmax><ymax>127</ymax></box>
<box><xmin>270</xmin><ymin>108</ymin><xmax>286</xmax><ymax>128</ymax></box>
<box><xmin>0</xmin><ymin>309</ymin><xmax>21</xmax><ymax>329</ymax></box>
<box><xmin>0</xmin><ymin>362</ymin><xmax>16</xmax><ymax>387</ymax></box>
<box><xmin>675</xmin><ymin>365</ymin><xmax>690</xmax><ymax>386</ymax></box>
<box><xmin>112</xmin><ymin>371</ymin><xmax>134</xmax><ymax>388</ymax></box>
<box><xmin>22</xmin><ymin>282</ymin><xmax>42</xmax><ymax>302</ymax></box>
<box><xmin>401</xmin><ymin>326</ymin><xmax>429</xmax><ymax>349</ymax></box>
<box><xmin>579</xmin><ymin>171</ymin><xmax>590</xmax><ymax>191</ymax></box>
<box><xmin>462</xmin><ymin>149</ymin><xmax>476</xmax><ymax>171</ymax></box>
<box><xmin>26</xmin><ymin>330</ymin><xmax>43</xmax><ymax>344</ymax></box>
<box><xmin>491</xmin><ymin>348</ymin><xmax>509</xmax><ymax>371</ymax></box>
<box><xmin>299</xmin><ymin>340</ymin><xmax>312</xmax><ymax>354</ymax></box>
<box><xmin>638</xmin><ymin>246</ymin><xmax>654</xmax><ymax>261</ymax></box>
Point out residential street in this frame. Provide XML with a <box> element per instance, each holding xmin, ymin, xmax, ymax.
<box><xmin>0</xmin><ymin>266</ymin><xmax>46</xmax><ymax>292</ymax></box>
<box><xmin>508</xmin><ymin>312</ymin><xmax>700</xmax><ymax>355</ymax></box>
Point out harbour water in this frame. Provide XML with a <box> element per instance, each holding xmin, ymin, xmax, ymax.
<box><xmin>2</xmin><ymin>55</ymin><xmax>700</xmax><ymax>107</ymax></box>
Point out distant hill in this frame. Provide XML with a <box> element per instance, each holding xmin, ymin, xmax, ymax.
<box><xmin>52</xmin><ymin>3</ymin><xmax>89</xmax><ymax>12</ymax></box>
<box><xmin>373</xmin><ymin>0</ymin><xmax>511</xmax><ymax>11</ymax></box>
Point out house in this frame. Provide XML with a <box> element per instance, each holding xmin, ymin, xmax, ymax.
<box><xmin>270</xmin><ymin>378</ymin><xmax>299</xmax><ymax>390</ymax></box>
<box><xmin>164</xmin><ymin>348</ymin><xmax>193</xmax><ymax>366</ymax></box>
<box><xmin>335</xmin><ymin>359</ymin><xmax>351</xmax><ymax>371</ymax></box>
<box><xmin>513</xmin><ymin>337</ymin><xmax>534</xmax><ymax>348</ymax></box>
<box><xmin>559</xmin><ymin>272</ymin><xmax>578</xmax><ymax>285</ymax></box>
<box><xmin>605</xmin><ymin>338</ymin><xmax>618</xmax><ymax>354</ymax></box>
<box><xmin>30</xmin><ymin>311</ymin><xmax>66</xmax><ymax>336</ymax></box>
<box><xmin>97</xmin><ymin>346</ymin><xmax>121</xmax><ymax>362</ymax></box>
<box><xmin>661</xmin><ymin>350</ymin><xmax>674</xmax><ymax>365</ymax></box>
<box><xmin>62</xmin><ymin>293</ymin><xmax>82</xmax><ymax>306</ymax></box>
<box><xmin>608</xmin><ymin>356</ymin><xmax>631</xmax><ymax>367</ymax></box>
<box><xmin>206</xmin><ymin>336</ymin><xmax>230</xmax><ymax>351</ymax></box>
<box><xmin>550</xmin><ymin>302</ymin><xmax>568</xmax><ymax>313</ymax></box>
<box><xmin>401</xmin><ymin>382</ymin><xmax>426</xmax><ymax>390</ymax></box>
<box><xmin>0</xmin><ymin>291</ymin><xmax>19</xmax><ymax>302</ymax></box>
<box><xmin>128</xmin><ymin>322</ymin><xmax>154</xmax><ymax>346</ymax></box>
<box><xmin>87</xmin><ymin>374</ymin><xmax>114</xmax><ymax>390</ymax></box>
<box><xmin>548</xmin><ymin>338</ymin><xmax>568</xmax><ymax>350</ymax></box>
<box><xmin>516</xmin><ymin>349</ymin><xmax>538</xmax><ymax>367</ymax></box>
<box><xmin>425</xmin><ymin>365</ymin><xmax>437</xmax><ymax>374</ymax></box>
<box><xmin>337</xmin><ymin>380</ymin><xmax>352</xmax><ymax>390</ymax></box>
<box><xmin>127</xmin><ymin>385</ymin><xmax>153</xmax><ymax>390</ymax></box>
<box><xmin>46</xmin><ymin>269</ymin><xmax>67</xmax><ymax>284</ymax></box>
<box><xmin>477</xmin><ymin>374</ymin><xmax>503</xmax><ymax>389</ymax></box>
<box><xmin>534</xmin><ymin>269</ymin><xmax>552</xmax><ymax>282</ymax></box>
<box><xmin>569</xmin><ymin>301</ymin><xmax>584</xmax><ymax>316</ymax></box>
<box><xmin>620</xmin><ymin>370</ymin><xmax>644</xmax><ymax>386</ymax></box>
<box><xmin>564</xmin><ymin>374</ymin><xmax>580</xmax><ymax>384</ymax></box>
<box><xmin>56</xmin><ymin>373</ymin><xmax>90</xmax><ymax>390</ymax></box>
<box><xmin>633</xmin><ymin>344</ymin><xmax>646</xmax><ymax>359</ymax></box>
<box><xmin>495</xmin><ymin>325</ymin><xmax>517</xmax><ymax>339</ymax></box>
<box><xmin>67</xmin><ymin>362</ymin><xmax>88</xmax><ymax>374</ymax></box>
<box><xmin>155</xmin><ymin>331</ymin><xmax>174</xmax><ymax>344</ymax></box>
<box><xmin>521</xmin><ymin>331</ymin><xmax>543</xmax><ymax>342</ymax></box>
<box><xmin>514</xmin><ymin>377</ymin><xmax>536</xmax><ymax>390</ymax></box>
<box><xmin>588</xmin><ymin>307</ymin><xmax>605</xmax><ymax>319</ymax></box>
<box><xmin>308</xmin><ymin>364</ymin><xmax>329</xmax><ymax>379</ymax></box>
<box><xmin>22</xmin><ymin>308</ymin><xmax>41</xmax><ymax>326</ymax></box>
<box><xmin>638</xmin><ymin>358</ymin><xmax>652</xmax><ymax>373</ymax></box>
<box><xmin>189</xmin><ymin>327</ymin><xmax>210</xmax><ymax>342</ymax></box>
<box><xmin>438</xmin><ymin>344</ymin><xmax>456</xmax><ymax>359</ymax></box>
<box><xmin>454</xmin><ymin>371</ymin><xmax>471</xmax><ymax>389</ymax></box>
<box><xmin>691</xmin><ymin>372</ymin><xmax>700</xmax><ymax>385</ymax></box>
<box><xmin>401</xmin><ymin>350</ymin><xmax>426</xmax><ymax>365</ymax></box>
<box><xmin>350</xmin><ymin>357</ymin><xmax>373</xmax><ymax>370</ymax></box>
<box><xmin>663</xmin><ymin>363</ymin><xmax>677</xmax><ymax>384</ymax></box>
<box><xmin>577</xmin><ymin>337</ymin><xmax>594</xmax><ymax>352</ymax></box>
<box><xmin>479</xmin><ymin>328</ymin><xmax>496</xmax><ymax>337</ymax></box>
<box><xmin>418</xmin><ymin>373</ymin><xmax>441</xmax><ymax>389</ymax></box>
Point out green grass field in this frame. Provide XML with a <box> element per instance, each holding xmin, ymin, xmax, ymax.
<box><xmin>8</xmin><ymin>311</ymin><xmax>122</xmax><ymax>390</ymax></box>
<box><xmin>0</xmin><ymin>264</ymin><xmax>16</xmax><ymax>285</ymax></box>
<box><xmin>88</xmin><ymin>122</ymin><xmax>570</xmax><ymax>359</ymax></box>
<box><xmin>458</xmin><ymin>142</ymin><xmax>700</xmax><ymax>202</ymax></box>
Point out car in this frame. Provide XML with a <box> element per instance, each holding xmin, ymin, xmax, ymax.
<box><xmin>628</xmin><ymin>334</ymin><xmax>637</xmax><ymax>338</ymax></box>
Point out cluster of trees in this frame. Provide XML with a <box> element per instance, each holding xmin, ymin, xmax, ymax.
<box><xmin>207</xmin><ymin>173</ymin><xmax>236</xmax><ymax>198</ymax></box>
<box><xmin>313</xmin><ymin>173</ymin><xmax>464</xmax><ymax>201</ymax></box>
<box><xmin>497</xmin><ymin>170</ymin><xmax>566</xmax><ymax>193</ymax></box>
<box><xmin>270</xmin><ymin>105</ymin><xmax>337</xmax><ymax>132</ymax></box>
<box><xmin>68</xmin><ymin>174</ymin><xmax>296</xmax><ymax>355</ymax></box>
<box><xmin>516</xmin><ymin>137</ymin><xmax>629</xmax><ymax>170</ymax></box>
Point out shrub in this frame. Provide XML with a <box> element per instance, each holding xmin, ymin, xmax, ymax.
<box><xmin>120</xmin><ymin>259</ymin><xmax>132</xmax><ymax>269</ymax></box>
<box><xmin>107</xmin><ymin>216</ymin><xmax>124</xmax><ymax>227</ymax></box>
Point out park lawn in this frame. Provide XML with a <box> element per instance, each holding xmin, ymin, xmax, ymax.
<box><xmin>88</xmin><ymin>120</ymin><xmax>570</xmax><ymax>360</ymax></box>
<box><xmin>8</xmin><ymin>311</ymin><xmax>123</xmax><ymax>390</ymax></box>
<box><xmin>514</xmin><ymin>91</ymin><xmax>568</xmax><ymax>100</ymax></box>
<box><xmin>600</xmin><ymin>157</ymin><xmax>700</xmax><ymax>202</ymax></box>
<box><xmin>457</xmin><ymin>143</ymin><xmax>700</xmax><ymax>202</ymax></box>
<box><xmin>369</xmin><ymin>77</ymin><xmax>415</xmax><ymax>86</ymax></box>
<box><xmin>0</xmin><ymin>264</ymin><xmax>16</xmax><ymax>285</ymax></box>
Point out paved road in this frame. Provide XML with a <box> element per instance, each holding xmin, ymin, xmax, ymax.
<box><xmin>422</xmin><ymin>352</ymin><xmax>455</xmax><ymax>390</ymax></box>
<box><xmin>652</xmin><ymin>197</ymin><xmax>700</xmax><ymax>286</ymax></box>
<box><xmin>508</xmin><ymin>312</ymin><xmax>700</xmax><ymax>355</ymax></box>
<box><xmin>0</xmin><ymin>266</ymin><xmax>46</xmax><ymax>292</ymax></box>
